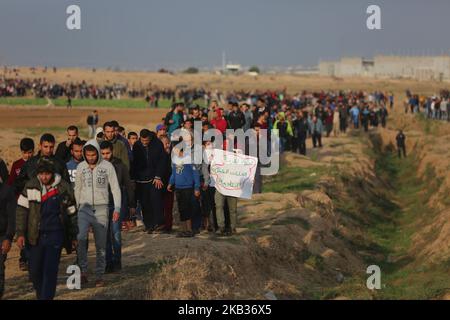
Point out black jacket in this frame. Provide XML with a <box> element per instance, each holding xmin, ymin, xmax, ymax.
<box><xmin>293</xmin><ymin>118</ymin><xmax>309</xmax><ymax>139</ymax></box>
<box><xmin>111</xmin><ymin>157</ymin><xmax>136</xmax><ymax>208</ymax></box>
<box><xmin>13</xmin><ymin>154</ymin><xmax>70</xmax><ymax>195</ymax></box>
<box><xmin>86</xmin><ymin>114</ymin><xmax>98</xmax><ymax>126</ymax></box>
<box><xmin>227</xmin><ymin>111</ymin><xmax>246</xmax><ymax>130</ymax></box>
<box><xmin>55</xmin><ymin>141</ymin><xmax>72</xmax><ymax>164</ymax></box>
<box><xmin>0</xmin><ymin>182</ymin><xmax>16</xmax><ymax>241</ymax></box>
<box><xmin>130</xmin><ymin>133</ymin><xmax>166</xmax><ymax>182</ymax></box>
<box><xmin>396</xmin><ymin>133</ymin><xmax>406</xmax><ymax>147</ymax></box>
<box><xmin>0</xmin><ymin>158</ymin><xmax>8</xmax><ymax>184</ymax></box>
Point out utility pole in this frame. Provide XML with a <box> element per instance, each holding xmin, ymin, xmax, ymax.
<box><xmin>222</xmin><ymin>51</ymin><xmax>226</xmax><ymax>73</ymax></box>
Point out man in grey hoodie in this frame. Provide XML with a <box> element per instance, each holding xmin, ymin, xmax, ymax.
<box><xmin>74</xmin><ymin>139</ymin><xmax>121</xmax><ymax>287</ymax></box>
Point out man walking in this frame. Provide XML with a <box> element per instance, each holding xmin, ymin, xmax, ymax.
<box><xmin>130</xmin><ymin>129</ymin><xmax>165</xmax><ymax>233</ymax></box>
<box><xmin>14</xmin><ymin>134</ymin><xmax>70</xmax><ymax>195</ymax></box>
<box><xmin>309</xmin><ymin>116</ymin><xmax>323</xmax><ymax>148</ymax></box>
<box><xmin>99</xmin><ymin>141</ymin><xmax>135</xmax><ymax>272</ymax></box>
<box><xmin>16</xmin><ymin>157</ymin><xmax>78</xmax><ymax>300</ymax></box>
<box><xmin>86</xmin><ymin>110</ymin><xmax>99</xmax><ymax>139</ymax></box>
<box><xmin>55</xmin><ymin>125</ymin><xmax>79</xmax><ymax>163</ymax></box>
<box><xmin>101</xmin><ymin>122</ymin><xmax>129</xmax><ymax>170</ymax></box>
<box><xmin>66</xmin><ymin>138</ymin><xmax>85</xmax><ymax>188</ymax></box>
<box><xmin>74</xmin><ymin>140</ymin><xmax>121</xmax><ymax>287</ymax></box>
<box><xmin>293</xmin><ymin>112</ymin><xmax>308</xmax><ymax>155</ymax></box>
<box><xmin>396</xmin><ymin>130</ymin><xmax>407</xmax><ymax>158</ymax></box>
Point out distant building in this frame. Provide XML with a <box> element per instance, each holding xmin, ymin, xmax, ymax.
<box><xmin>318</xmin><ymin>55</ymin><xmax>450</xmax><ymax>81</ymax></box>
<box><xmin>225</xmin><ymin>64</ymin><xmax>241</xmax><ymax>74</ymax></box>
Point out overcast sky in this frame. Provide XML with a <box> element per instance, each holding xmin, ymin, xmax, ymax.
<box><xmin>1</xmin><ymin>0</ymin><xmax>450</xmax><ymax>70</ymax></box>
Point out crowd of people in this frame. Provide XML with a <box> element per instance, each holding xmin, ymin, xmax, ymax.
<box><xmin>0</xmin><ymin>88</ymin><xmax>395</xmax><ymax>300</ymax></box>
<box><xmin>404</xmin><ymin>89</ymin><xmax>450</xmax><ymax>121</ymax></box>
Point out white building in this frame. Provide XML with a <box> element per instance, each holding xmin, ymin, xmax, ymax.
<box><xmin>318</xmin><ymin>55</ymin><xmax>450</xmax><ymax>81</ymax></box>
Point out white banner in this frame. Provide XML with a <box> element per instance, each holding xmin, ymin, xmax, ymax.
<box><xmin>209</xmin><ymin>149</ymin><xmax>258</xmax><ymax>199</ymax></box>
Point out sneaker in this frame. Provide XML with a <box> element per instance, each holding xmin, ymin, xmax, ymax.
<box><xmin>176</xmin><ymin>231</ymin><xmax>186</xmax><ymax>238</ymax></box>
<box><xmin>182</xmin><ymin>231</ymin><xmax>194</xmax><ymax>238</ymax></box>
<box><xmin>153</xmin><ymin>225</ymin><xmax>165</xmax><ymax>233</ymax></box>
<box><xmin>136</xmin><ymin>220</ymin><xmax>144</xmax><ymax>227</ymax></box>
<box><xmin>176</xmin><ymin>231</ymin><xmax>194</xmax><ymax>238</ymax></box>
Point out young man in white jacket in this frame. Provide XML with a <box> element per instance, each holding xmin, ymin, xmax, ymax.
<box><xmin>74</xmin><ymin>139</ymin><xmax>121</xmax><ymax>287</ymax></box>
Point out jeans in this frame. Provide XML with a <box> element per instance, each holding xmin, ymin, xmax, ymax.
<box><xmin>215</xmin><ymin>192</ymin><xmax>238</xmax><ymax>231</ymax></box>
<box><xmin>312</xmin><ymin>133</ymin><xmax>322</xmax><ymax>148</ymax></box>
<box><xmin>120</xmin><ymin>187</ymin><xmax>129</xmax><ymax>222</ymax></box>
<box><xmin>28</xmin><ymin>231</ymin><xmax>64</xmax><ymax>300</ymax></box>
<box><xmin>88</xmin><ymin>125</ymin><xmax>96</xmax><ymax>139</ymax></box>
<box><xmin>106</xmin><ymin>206</ymin><xmax>122</xmax><ymax>268</ymax></box>
<box><xmin>77</xmin><ymin>205</ymin><xmax>108</xmax><ymax>279</ymax></box>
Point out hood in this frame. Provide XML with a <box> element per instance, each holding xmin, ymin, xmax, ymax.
<box><xmin>215</xmin><ymin>109</ymin><xmax>223</xmax><ymax>119</ymax></box>
<box><xmin>83</xmin><ymin>139</ymin><xmax>102</xmax><ymax>165</ymax></box>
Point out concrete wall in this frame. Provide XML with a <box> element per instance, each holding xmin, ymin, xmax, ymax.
<box><xmin>318</xmin><ymin>55</ymin><xmax>450</xmax><ymax>81</ymax></box>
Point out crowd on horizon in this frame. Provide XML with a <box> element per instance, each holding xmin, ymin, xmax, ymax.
<box><xmin>0</xmin><ymin>86</ymin><xmax>398</xmax><ymax>300</ymax></box>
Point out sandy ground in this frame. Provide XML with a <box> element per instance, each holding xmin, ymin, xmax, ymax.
<box><xmin>0</xmin><ymin>105</ymin><xmax>167</xmax><ymax>165</ymax></box>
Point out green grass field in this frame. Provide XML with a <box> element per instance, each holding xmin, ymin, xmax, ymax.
<box><xmin>0</xmin><ymin>97</ymin><xmax>206</xmax><ymax>109</ymax></box>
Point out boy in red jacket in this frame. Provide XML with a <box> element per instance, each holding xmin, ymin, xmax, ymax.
<box><xmin>7</xmin><ymin>137</ymin><xmax>34</xmax><ymax>272</ymax></box>
<box><xmin>7</xmin><ymin>138</ymin><xmax>35</xmax><ymax>190</ymax></box>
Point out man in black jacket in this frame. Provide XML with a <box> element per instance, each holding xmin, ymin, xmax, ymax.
<box><xmin>293</xmin><ymin>111</ymin><xmax>308</xmax><ymax>155</ymax></box>
<box><xmin>55</xmin><ymin>125</ymin><xmax>79</xmax><ymax>163</ymax></box>
<box><xmin>227</xmin><ymin>102</ymin><xmax>246</xmax><ymax>131</ymax></box>
<box><xmin>14</xmin><ymin>134</ymin><xmax>70</xmax><ymax>195</ymax></box>
<box><xmin>130</xmin><ymin>129</ymin><xmax>166</xmax><ymax>233</ymax></box>
<box><xmin>396</xmin><ymin>130</ymin><xmax>406</xmax><ymax>158</ymax></box>
<box><xmin>0</xmin><ymin>181</ymin><xmax>16</xmax><ymax>299</ymax></box>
